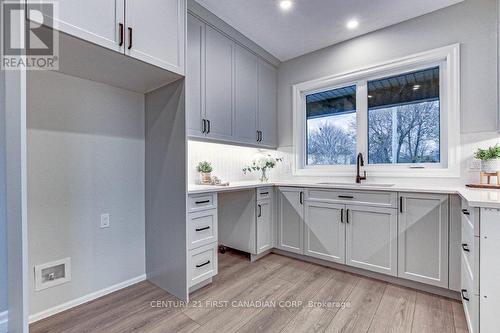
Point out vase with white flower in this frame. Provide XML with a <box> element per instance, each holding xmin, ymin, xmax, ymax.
<box><xmin>242</xmin><ymin>154</ymin><xmax>282</xmax><ymax>182</ymax></box>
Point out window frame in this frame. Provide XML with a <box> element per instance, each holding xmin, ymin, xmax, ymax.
<box><xmin>292</xmin><ymin>44</ymin><xmax>461</xmax><ymax>178</ymax></box>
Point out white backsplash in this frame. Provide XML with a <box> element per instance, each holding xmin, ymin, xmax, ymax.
<box><xmin>188</xmin><ymin>140</ymin><xmax>292</xmax><ymax>184</ymax></box>
<box><xmin>189</xmin><ymin>131</ymin><xmax>500</xmax><ymax>186</ymax></box>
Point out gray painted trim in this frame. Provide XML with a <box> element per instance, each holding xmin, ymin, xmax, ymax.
<box><xmin>187</xmin><ymin>0</ymin><xmax>280</xmax><ymax>67</ymax></box>
<box><xmin>145</xmin><ymin>79</ymin><xmax>188</xmax><ymax>301</ymax></box>
<box><xmin>5</xmin><ymin>68</ymin><xmax>29</xmax><ymax>332</ymax></box>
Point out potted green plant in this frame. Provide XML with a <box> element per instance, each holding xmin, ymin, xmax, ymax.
<box><xmin>243</xmin><ymin>154</ymin><xmax>282</xmax><ymax>182</ymax></box>
<box><xmin>474</xmin><ymin>144</ymin><xmax>500</xmax><ymax>173</ymax></box>
<box><xmin>197</xmin><ymin>161</ymin><xmax>213</xmax><ymax>184</ymax></box>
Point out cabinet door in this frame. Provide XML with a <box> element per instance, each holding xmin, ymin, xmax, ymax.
<box><xmin>304</xmin><ymin>202</ymin><xmax>345</xmax><ymax>263</ymax></box>
<box><xmin>39</xmin><ymin>0</ymin><xmax>124</xmax><ymax>52</ymax></box>
<box><xmin>125</xmin><ymin>0</ymin><xmax>185</xmax><ymax>74</ymax></box>
<box><xmin>277</xmin><ymin>188</ymin><xmax>304</xmax><ymax>254</ymax></box>
<box><xmin>234</xmin><ymin>45</ymin><xmax>258</xmax><ymax>144</ymax></box>
<box><xmin>205</xmin><ymin>26</ymin><xmax>234</xmax><ymax>140</ymax></box>
<box><xmin>346</xmin><ymin>205</ymin><xmax>397</xmax><ymax>276</ymax></box>
<box><xmin>186</xmin><ymin>14</ymin><xmax>205</xmax><ymax>137</ymax></box>
<box><xmin>257</xmin><ymin>59</ymin><xmax>278</xmax><ymax>148</ymax></box>
<box><xmin>256</xmin><ymin>199</ymin><xmax>272</xmax><ymax>254</ymax></box>
<box><xmin>398</xmin><ymin>193</ymin><xmax>449</xmax><ymax>287</ymax></box>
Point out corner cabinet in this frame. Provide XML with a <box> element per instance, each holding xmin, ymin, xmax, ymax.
<box><xmin>40</xmin><ymin>0</ymin><xmax>185</xmax><ymax>74</ymax></box>
<box><xmin>186</xmin><ymin>13</ymin><xmax>278</xmax><ymax>148</ymax></box>
<box><xmin>398</xmin><ymin>192</ymin><xmax>449</xmax><ymax>288</ymax></box>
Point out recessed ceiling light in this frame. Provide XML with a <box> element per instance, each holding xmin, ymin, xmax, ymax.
<box><xmin>413</xmin><ymin>84</ymin><xmax>421</xmax><ymax>90</ymax></box>
<box><xmin>279</xmin><ymin>0</ymin><xmax>293</xmax><ymax>11</ymax></box>
<box><xmin>346</xmin><ymin>19</ymin><xmax>359</xmax><ymax>30</ymax></box>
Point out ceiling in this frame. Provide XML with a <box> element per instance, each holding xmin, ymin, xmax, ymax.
<box><xmin>194</xmin><ymin>0</ymin><xmax>464</xmax><ymax>61</ymax></box>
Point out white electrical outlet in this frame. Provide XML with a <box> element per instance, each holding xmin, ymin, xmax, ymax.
<box><xmin>100</xmin><ymin>213</ymin><xmax>110</xmax><ymax>228</ymax></box>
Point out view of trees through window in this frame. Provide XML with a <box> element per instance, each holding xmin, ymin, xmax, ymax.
<box><xmin>306</xmin><ymin>85</ymin><xmax>356</xmax><ymax>165</ymax></box>
<box><xmin>305</xmin><ymin>67</ymin><xmax>440</xmax><ymax>166</ymax></box>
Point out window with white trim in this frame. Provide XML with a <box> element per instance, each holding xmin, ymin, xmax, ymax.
<box><xmin>293</xmin><ymin>44</ymin><xmax>460</xmax><ymax>177</ymax></box>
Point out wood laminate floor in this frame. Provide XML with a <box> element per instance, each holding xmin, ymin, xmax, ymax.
<box><xmin>30</xmin><ymin>251</ymin><xmax>468</xmax><ymax>333</ymax></box>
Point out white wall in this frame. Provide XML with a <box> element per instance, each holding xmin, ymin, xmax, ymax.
<box><xmin>277</xmin><ymin>0</ymin><xmax>499</xmax><ymax>183</ymax></box>
<box><xmin>27</xmin><ymin>71</ymin><xmax>146</xmax><ymax>315</ymax></box>
<box><xmin>188</xmin><ymin>140</ymin><xmax>291</xmax><ymax>184</ymax></box>
<box><xmin>0</xmin><ymin>66</ymin><xmax>8</xmax><ymax>315</ymax></box>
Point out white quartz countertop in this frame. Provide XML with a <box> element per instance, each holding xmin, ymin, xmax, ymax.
<box><xmin>188</xmin><ymin>180</ymin><xmax>500</xmax><ymax>209</ymax></box>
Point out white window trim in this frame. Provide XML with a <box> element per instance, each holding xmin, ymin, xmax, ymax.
<box><xmin>292</xmin><ymin>43</ymin><xmax>461</xmax><ymax>178</ymax></box>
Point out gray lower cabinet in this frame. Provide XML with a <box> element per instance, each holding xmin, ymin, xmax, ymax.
<box><xmin>398</xmin><ymin>192</ymin><xmax>449</xmax><ymax>288</ymax></box>
<box><xmin>346</xmin><ymin>205</ymin><xmax>398</xmax><ymax>276</ymax></box>
<box><xmin>256</xmin><ymin>199</ymin><xmax>272</xmax><ymax>253</ymax></box>
<box><xmin>304</xmin><ymin>201</ymin><xmax>345</xmax><ymax>263</ymax></box>
<box><xmin>277</xmin><ymin>187</ymin><xmax>305</xmax><ymax>254</ymax></box>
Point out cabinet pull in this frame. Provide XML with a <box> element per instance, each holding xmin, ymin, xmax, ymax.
<box><xmin>462</xmin><ymin>209</ymin><xmax>470</xmax><ymax>216</ymax></box>
<box><xmin>207</xmin><ymin>120</ymin><xmax>211</xmax><ymax>134</ymax></box>
<box><xmin>196</xmin><ymin>260</ymin><xmax>211</xmax><ymax>268</ymax></box>
<box><xmin>127</xmin><ymin>27</ymin><xmax>133</xmax><ymax>50</ymax></box>
<box><xmin>118</xmin><ymin>23</ymin><xmax>124</xmax><ymax>46</ymax></box>
<box><xmin>461</xmin><ymin>289</ymin><xmax>470</xmax><ymax>302</ymax></box>
<box><xmin>461</xmin><ymin>243</ymin><xmax>470</xmax><ymax>252</ymax></box>
<box><xmin>400</xmin><ymin>197</ymin><xmax>403</xmax><ymax>213</ymax></box>
<box><xmin>346</xmin><ymin>209</ymin><xmax>350</xmax><ymax>223</ymax></box>
<box><xmin>256</xmin><ymin>130</ymin><xmax>260</xmax><ymax>142</ymax></box>
<box><xmin>195</xmin><ymin>200</ymin><xmax>210</xmax><ymax>205</ymax></box>
<box><xmin>258</xmin><ymin>204</ymin><xmax>262</xmax><ymax>217</ymax></box>
<box><xmin>260</xmin><ymin>192</ymin><xmax>269</xmax><ymax>196</ymax></box>
<box><xmin>202</xmin><ymin>119</ymin><xmax>206</xmax><ymax>133</ymax></box>
<box><xmin>259</xmin><ymin>131</ymin><xmax>263</xmax><ymax>142</ymax></box>
<box><xmin>195</xmin><ymin>226</ymin><xmax>210</xmax><ymax>232</ymax></box>
<box><xmin>340</xmin><ymin>209</ymin><xmax>344</xmax><ymax>223</ymax></box>
<box><xmin>338</xmin><ymin>195</ymin><xmax>354</xmax><ymax>199</ymax></box>
<box><xmin>299</xmin><ymin>191</ymin><xmax>304</xmax><ymax>205</ymax></box>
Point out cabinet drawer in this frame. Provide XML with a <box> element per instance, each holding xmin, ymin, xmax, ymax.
<box><xmin>257</xmin><ymin>187</ymin><xmax>273</xmax><ymax>200</ymax></box>
<box><xmin>188</xmin><ymin>193</ymin><xmax>217</xmax><ymax>212</ymax></box>
<box><xmin>461</xmin><ymin>216</ymin><xmax>479</xmax><ymax>285</ymax></box>
<box><xmin>461</xmin><ymin>199</ymin><xmax>479</xmax><ymax>236</ymax></box>
<box><xmin>188</xmin><ymin>209</ymin><xmax>218</xmax><ymax>250</ymax></box>
<box><xmin>188</xmin><ymin>243</ymin><xmax>218</xmax><ymax>287</ymax></box>
<box><xmin>461</xmin><ymin>255</ymin><xmax>479</xmax><ymax>333</ymax></box>
<box><xmin>307</xmin><ymin>189</ymin><xmax>397</xmax><ymax>208</ymax></box>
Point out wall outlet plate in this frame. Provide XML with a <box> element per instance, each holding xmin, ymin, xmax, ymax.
<box><xmin>100</xmin><ymin>213</ymin><xmax>110</xmax><ymax>228</ymax></box>
<box><xmin>34</xmin><ymin>258</ymin><xmax>71</xmax><ymax>291</ymax></box>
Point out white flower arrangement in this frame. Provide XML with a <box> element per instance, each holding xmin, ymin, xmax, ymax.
<box><xmin>243</xmin><ymin>153</ymin><xmax>283</xmax><ymax>182</ymax></box>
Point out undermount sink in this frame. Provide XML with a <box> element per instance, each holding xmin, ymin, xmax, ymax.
<box><xmin>316</xmin><ymin>182</ymin><xmax>395</xmax><ymax>188</ymax></box>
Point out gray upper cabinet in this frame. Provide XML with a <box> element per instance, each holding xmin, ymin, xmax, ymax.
<box><xmin>277</xmin><ymin>188</ymin><xmax>304</xmax><ymax>254</ymax></box>
<box><xmin>234</xmin><ymin>45</ymin><xmax>259</xmax><ymax>143</ymax></box>
<box><xmin>398</xmin><ymin>192</ymin><xmax>449</xmax><ymax>288</ymax></box>
<box><xmin>40</xmin><ymin>0</ymin><xmax>185</xmax><ymax>74</ymax></box>
<box><xmin>205</xmin><ymin>25</ymin><xmax>234</xmax><ymax>141</ymax></box>
<box><xmin>304</xmin><ymin>202</ymin><xmax>345</xmax><ymax>263</ymax></box>
<box><xmin>186</xmin><ymin>13</ymin><xmax>278</xmax><ymax>148</ymax></box>
<box><xmin>257</xmin><ymin>59</ymin><xmax>278</xmax><ymax>148</ymax></box>
<box><xmin>346</xmin><ymin>205</ymin><xmax>397</xmax><ymax>276</ymax></box>
<box><xmin>186</xmin><ymin>14</ymin><xmax>205</xmax><ymax>137</ymax></box>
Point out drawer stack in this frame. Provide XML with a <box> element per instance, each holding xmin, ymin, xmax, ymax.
<box><xmin>187</xmin><ymin>193</ymin><xmax>218</xmax><ymax>289</ymax></box>
<box><xmin>460</xmin><ymin>199</ymin><xmax>479</xmax><ymax>333</ymax></box>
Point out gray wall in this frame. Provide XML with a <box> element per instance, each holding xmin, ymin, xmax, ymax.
<box><xmin>27</xmin><ymin>71</ymin><xmax>146</xmax><ymax>315</ymax></box>
<box><xmin>0</xmin><ymin>68</ymin><xmax>7</xmax><ymax>314</ymax></box>
<box><xmin>278</xmin><ymin>0</ymin><xmax>498</xmax><ymax>147</ymax></box>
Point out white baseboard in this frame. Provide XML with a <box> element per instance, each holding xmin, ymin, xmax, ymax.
<box><xmin>0</xmin><ymin>311</ymin><xmax>8</xmax><ymax>333</ymax></box>
<box><xmin>29</xmin><ymin>274</ymin><xmax>146</xmax><ymax>324</ymax></box>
